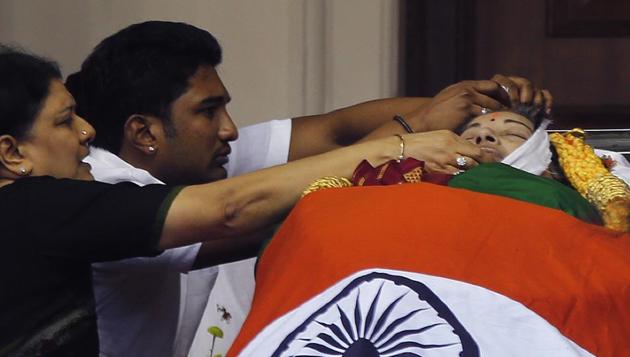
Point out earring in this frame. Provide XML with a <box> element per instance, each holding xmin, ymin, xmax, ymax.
<box><xmin>148</xmin><ymin>146</ymin><xmax>156</xmax><ymax>153</ymax></box>
<box><xmin>19</xmin><ymin>167</ymin><xmax>28</xmax><ymax>176</ymax></box>
<box><xmin>80</xmin><ymin>130</ymin><xmax>88</xmax><ymax>136</ymax></box>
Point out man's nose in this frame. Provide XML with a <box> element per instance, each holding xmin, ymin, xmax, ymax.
<box><xmin>219</xmin><ymin>112</ymin><xmax>238</xmax><ymax>142</ymax></box>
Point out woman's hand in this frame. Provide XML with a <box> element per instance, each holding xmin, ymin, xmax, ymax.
<box><xmin>403</xmin><ymin>130</ymin><xmax>483</xmax><ymax>174</ymax></box>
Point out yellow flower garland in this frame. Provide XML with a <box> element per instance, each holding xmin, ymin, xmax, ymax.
<box><xmin>550</xmin><ymin>129</ymin><xmax>630</xmax><ymax>232</ymax></box>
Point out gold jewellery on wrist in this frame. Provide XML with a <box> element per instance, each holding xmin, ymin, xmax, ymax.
<box><xmin>394</xmin><ymin>134</ymin><xmax>405</xmax><ymax>162</ymax></box>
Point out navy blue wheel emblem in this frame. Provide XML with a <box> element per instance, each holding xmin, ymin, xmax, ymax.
<box><xmin>272</xmin><ymin>272</ymin><xmax>478</xmax><ymax>356</ymax></box>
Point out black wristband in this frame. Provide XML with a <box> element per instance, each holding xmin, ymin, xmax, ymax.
<box><xmin>393</xmin><ymin>114</ymin><xmax>415</xmax><ymax>134</ymax></box>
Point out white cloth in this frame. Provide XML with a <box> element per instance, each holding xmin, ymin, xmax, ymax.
<box><xmin>497</xmin><ymin>120</ymin><xmax>630</xmax><ymax>184</ymax></box>
<box><xmin>241</xmin><ymin>269</ymin><xmax>593</xmax><ymax>357</ymax></box>
<box><xmin>594</xmin><ymin>149</ymin><xmax>630</xmax><ymax>186</ymax></box>
<box><xmin>501</xmin><ymin>119</ymin><xmax>552</xmax><ymax>176</ymax></box>
<box><xmin>86</xmin><ymin>119</ymin><xmax>292</xmax><ymax>357</ymax></box>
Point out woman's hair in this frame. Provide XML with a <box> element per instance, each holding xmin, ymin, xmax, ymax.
<box><xmin>0</xmin><ymin>45</ymin><xmax>62</xmax><ymax>139</ymax></box>
<box><xmin>510</xmin><ymin>103</ymin><xmax>548</xmax><ymax>129</ymax></box>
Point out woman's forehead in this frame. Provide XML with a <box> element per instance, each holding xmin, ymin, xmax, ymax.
<box><xmin>467</xmin><ymin>111</ymin><xmax>533</xmax><ymax>129</ymax></box>
<box><xmin>39</xmin><ymin>80</ymin><xmax>74</xmax><ymax>116</ymax></box>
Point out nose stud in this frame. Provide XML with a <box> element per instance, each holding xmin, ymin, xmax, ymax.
<box><xmin>81</xmin><ymin>130</ymin><xmax>88</xmax><ymax>136</ymax></box>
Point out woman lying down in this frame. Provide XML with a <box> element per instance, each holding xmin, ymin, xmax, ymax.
<box><xmin>228</xmin><ymin>105</ymin><xmax>630</xmax><ymax>356</ymax></box>
<box><xmin>458</xmin><ymin>104</ymin><xmax>630</xmax><ymax>231</ymax></box>
<box><xmin>306</xmin><ymin>104</ymin><xmax>630</xmax><ymax>232</ymax></box>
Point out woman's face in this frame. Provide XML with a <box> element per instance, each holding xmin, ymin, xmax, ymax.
<box><xmin>459</xmin><ymin>111</ymin><xmax>534</xmax><ymax>163</ymax></box>
<box><xmin>18</xmin><ymin>79</ymin><xmax>95</xmax><ymax>180</ymax></box>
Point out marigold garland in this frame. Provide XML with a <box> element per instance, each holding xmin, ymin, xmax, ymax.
<box><xmin>550</xmin><ymin>129</ymin><xmax>630</xmax><ymax>232</ymax></box>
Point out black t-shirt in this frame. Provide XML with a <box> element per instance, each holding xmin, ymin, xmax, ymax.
<box><xmin>0</xmin><ymin>176</ymin><xmax>182</xmax><ymax>356</ymax></box>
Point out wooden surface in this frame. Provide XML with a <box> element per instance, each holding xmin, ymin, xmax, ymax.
<box><xmin>401</xmin><ymin>0</ymin><xmax>630</xmax><ymax>129</ymax></box>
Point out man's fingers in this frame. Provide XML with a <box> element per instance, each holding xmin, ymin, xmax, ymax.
<box><xmin>542</xmin><ymin>89</ymin><xmax>553</xmax><ymax>113</ymax></box>
<box><xmin>470</xmin><ymin>104</ymin><xmax>491</xmax><ymax>117</ymax></box>
<box><xmin>507</xmin><ymin>76</ymin><xmax>534</xmax><ymax>104</ymax></box>
<box><xmin>490</xmin><ymin>74</ymin><xmax>519</xmax><ymax>107</ymax></box>
<box><xmin>470</xmin><ymin>99</ymin><xmax>502</xmax><ymax>118</ymax></box>
<box><xmin>533</xmin><ymin>89</ymin><xmax>544</xmax><ymax>107</ymax></box>
<box><xmin>473</xmin><ymin>90</ymin><xmax>505</xmax><ymax>112</ymax></box>
<box><xmin>466</xmin><ymin>80</ymin><xmax>501</xmax><ymax>96</ymax></box>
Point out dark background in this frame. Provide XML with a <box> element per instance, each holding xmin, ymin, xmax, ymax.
<box><xmin>399</xmin><ymin>0</ymin><xmax>630</xmax><ymax>129</ymax></box>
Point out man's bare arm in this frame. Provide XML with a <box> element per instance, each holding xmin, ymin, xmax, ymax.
<box><xmin>191</xmin><ymin>226</ymin><xmax>275</xmax><ymax>269</ymax></box>
<box><xmin>288</xmin><ymin>97</ymin><xmax>432</xmax><ymax>161</ymax></box>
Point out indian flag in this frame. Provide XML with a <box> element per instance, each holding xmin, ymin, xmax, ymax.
<box><xmin>229</xmin><ymin>182</ymin><xmax>630</xmax><ymax>356</ymax></box>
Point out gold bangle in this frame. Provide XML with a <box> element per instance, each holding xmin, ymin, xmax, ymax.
<box><xmin>394</xmin><ymin>134</ymin><xmax>405</xmax><ymax>162</ymax></box>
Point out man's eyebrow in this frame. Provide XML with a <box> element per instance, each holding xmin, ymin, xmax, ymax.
<box><xmin>198</xmin><ymin>95</ymin><xmax>231</xmax><ymax>107</ymax></box>
<box><xmin>505</xmin><ymin>119</ymin><xmax>533</xmax><ymax>132</ymax></box>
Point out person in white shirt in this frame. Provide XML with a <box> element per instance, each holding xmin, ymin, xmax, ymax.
<box><xmin>66</xmin><ymin>21</ymin><xmax>549</xmax><ymax>356</ymax></box>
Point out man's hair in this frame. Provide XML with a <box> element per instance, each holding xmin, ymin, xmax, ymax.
<box><xmin>0</xmin><ymin>45</ymin><xmax>62</xmax><ymax>139</ymax></box>
<box><xmin>66</xmin><ymin>21</ymin><xmax>222</xmax><ymax>153</ymax></box>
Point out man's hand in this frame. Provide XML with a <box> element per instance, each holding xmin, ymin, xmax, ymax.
<box><xmin>406</xmin><ymin>80</ymin><xmax>505</xmax><ymax>132</ymax></box>
<box><xmin>404</xmin><ymin>75</ymin><xmax>553</xmax><ymax>132</ymax></box>
<box><xmin>490</xmin><ymin>74</ymin><xmax>553</xmax><ymax>113</ymax></box>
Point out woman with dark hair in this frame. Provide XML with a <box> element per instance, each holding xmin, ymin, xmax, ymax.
<box><xmin>0</xmin><ymin>46</ymin><xmax>486</xmax><ymax>356</ymax></box>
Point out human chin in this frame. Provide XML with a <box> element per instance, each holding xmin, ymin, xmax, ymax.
<box><xmin>479</xmin><ymin>150</ymin><xmax>503</xmax><ymax>163</ymax></box>
<box><xmin>206</xmin><ymin>165</ymin><xmax>228</xmax><ymax>182</ymax></box>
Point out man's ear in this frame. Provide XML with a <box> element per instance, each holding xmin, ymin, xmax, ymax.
<box><xmin>123</xmin><ymin>115</ymin><xmax>163</xmax><ymax>155</ymax></box>
<box><xmin>0</xmin><ymin>135</ymin><xmax>31</xmax><ymax>176</ymax></box>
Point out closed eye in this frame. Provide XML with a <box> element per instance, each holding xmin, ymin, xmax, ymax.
<box><xmin>505</xmin><ymin>133</ymin><xmax>528</xmax><ymax>140</ymax></box>
<box><xmin>57</xmin><ymin>115</ymin><xmax>73</xmax><ymax>126</ymax></box>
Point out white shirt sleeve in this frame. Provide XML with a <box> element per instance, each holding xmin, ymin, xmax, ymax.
<box><xmin>226</xmin><ymin>119</ymin><xmax>292</xmax><ymax>177</ymax></box>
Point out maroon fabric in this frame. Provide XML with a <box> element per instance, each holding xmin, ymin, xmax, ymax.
<box><xmin>352</xmin><ymin>158</ymin><xmax>453</xmax><ymax>186</ymax></box>
<box><xmin>351</xmin><ymin>158</ymin><xmax>423</xmax><ymax>186</ymax></box>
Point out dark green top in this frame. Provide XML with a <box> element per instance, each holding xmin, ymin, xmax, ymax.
<box><xmin>448</xmin><ymin>163</ymin><xmax>602</xmax><ymax>225</ymax></box>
